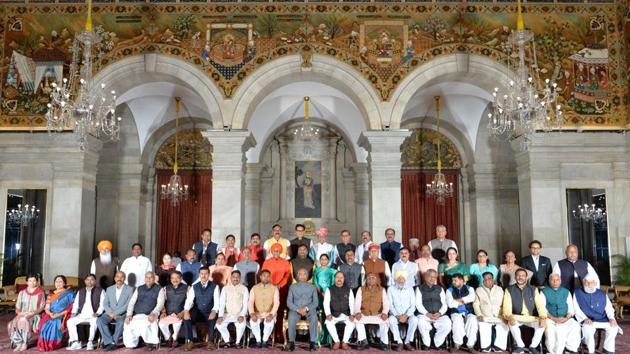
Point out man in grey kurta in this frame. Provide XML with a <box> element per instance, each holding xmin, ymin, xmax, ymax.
<box><xmin>283</xmin><ymin>268</ymin><xmax>319</xmax><ymax>352</ymax></box>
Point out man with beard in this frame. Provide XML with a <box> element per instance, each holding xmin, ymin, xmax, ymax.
<box><xmin>324</xmin><ymin>272</ymin><xmax>355</xmax><ymax>350</ymax></box>
<box><xmin>248</xmin><ymin>269</ymin><xmax>280</xmax><ymax>348</ymax></box>
<box><xmin>473</xmin><ymin>272</ymin><xmax>508</xmax><ymax>353</ymax></box>
<box><xmin>416</xmin><ymin>269</ymin><xmax>451</xmax><ymax>350</ymax></box>
<box><xmin>354</xmin><ymin>272</ymin><xmax>390</xmax><ymax>351</ymax></box>
<box><xmin>216</xmin><ymin>271</ymin><xmax>249</xmax><ymax>348</ymax></box>
<box><xmin>264</xmin><ymin>224</ymin><xmax>291</xmax><ymax>260</ymax></box>
<box><xmin>122</xmin><ymin>272</ymin><xmax>164</xmax><ymax>351</ymax></box>
<box><xmin>502</xmin><ymin>268</ymin><xmax>547</xmax><ymax>354</ymax></box>
<box><xmin>97</xmin><ymin>271</ymin><xmax>134</xmax><ymax>351</ymax></box>
<box><xmin>334</xmin><ymin>230</ymin><xmax>356</xmax><ymax>268</ymax></box>
<box><xmin>120</xmin><ymin>243</ymin><xmax>153</xmax><ymax>287</ymax></box>
<box><xmin>289</xmin><ymin>224</ymin><xmax>312</xmax><ymax>259</ymax></box>
<box><xmin>574</xmin><ymin>275</ymin><xmax>621</xmax><ymax>354</ymax></box>
<box><xmin>91</xmin><ymin>240</ymin><xmax>119</xmax><ymax>289</ymax></box>
<box><xmin>66</xmin><ymin>274</ymin><xmax>105</xmax><ymax>351</ymax></box>
<box><xmin>290</xmin><ymin>244</ymin><xmax>314</xmax><ymax>282</ymax></box>
<box><xmin>309</xmin><ymin>227</ymin><xmax>335</xmax><ymax>267</ymax></box>
<box><xmin>446</xmin><ymin>273</ymin><xmax>478</xmax><ymax>352</ymax></box>
<box><xmin>380</xmin><ymin>228</ymin><xmax>403</xmax><ymax>268</ymax></box>
<box><xmin>283</xmin><ymin>268</ymin><xmax>319</xmax><ymax>352</ymax></box>
<box><xmin>552</xmin><ymin>244</ymin><xmax>600</xmax><ymax>293</ymax></box>
<box><xmin>182</xmin><ymin>267</ymin><xmax>220</xmax><ymax>351</ymax></box>
<box><xmin>192</xmin><ymin>228</ymin><xmax>218</xmax><ymax>266</ymax></box>
<box><xmin>387</xmin><ymin>272</ymin><xmax>418</xmax><ymax>351</ymax></box>
<box><xmin>158</xmin><ymin>271</ymin><xmax>188</xmax><ymax>348</ymax></box>
<box><xmin>355</xmin><ymin>231</ymin><xmax>375</xmax><ymax>265</ymax></box>
<box><xmin>542</xmin><ymin>273</ymin><xmax>580</xmax><ymax>354</ymax></box>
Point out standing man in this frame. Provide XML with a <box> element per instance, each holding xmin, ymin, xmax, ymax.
<box><xmin>334</xmin><ymin>230</ymin><xmax>356</xmax><ymax>268</ymax></box>
<box><xmin>248</xmin><ymin>269</ymin><xmax>280</xmax><ymax>348</ymax></box>
<box><xmin>216</xmin><ymin>271</ymin><xmax>249</xmax><ymax>348</ymax></box>
<box><xmin>521</xmin><ymin>240</ymin><xmax>552</xmax><ymax>288</ymax></box>
<box><xmin>91</xmin><ymin>240</ymin><xmax>119</xmax><ymax>290</ymax></box>
<box><xmin>176</xmin><ymin>249</ymin><xmax>201</xmax><ymax>285</ymax></box>
<box><xmin>416</xmin><ymin>245</ymin><xmax>439</xmax><ymax>284</ymax></box>
<box><xmin>97</xmin><ymin>271</ymin><xmax>134</xmax><ymax>351</ymax></box>
<box><xmin>283</xmin><ymin>268</ymin><xmax>319</xmax><ymax>352</ymax></box>
<box><xmin>193</xmin><ymin>228</ymin><xmax>218</xmax><ymax>266</ymax></box>
<box><xmin>182</xmin><ymin>267</ymin><xmax>220</xmax><ymax>351</ymax></box>
<box><xmin>542</xmin><ymin>273</ymin><xmax>580</xmax><ymax>354</ymax></box>
<box><xmin>338</xmin><ymin>249</ymin><xmax>364</xmax><ymax>293</ymax></box>
<box><xmin>290</xmin><ymin>224</ymin><xmax>312</xmax><ymax>259</ymax></box>
<box><xmin>241</xmin><ymin>233</ymin><xmax>265</xmax><ymax>267</ymax></box>
<box><xmin>234</xmin><ymin>247</ymin><xmax>260</xmax><ymax>289</ymax></box>
<box><xmin>388</xmin><ymin>272</ymin><xmax>418</xmax><ymax>351</ymax></box>
<box><xmin>390</xmin><ymin>247</ymin><xmax>419</xmax><ymax>288</ymax></box>
<box><xmin>428</xmin><ymin>225</ymin><xmax>457</xmax><ymax>262</ymax></box>
<box><xmin>354</xmin><ymin>273</ymin><xmax>390</xmax><ymax>350</ymax></box>
<box><xmin>364</xmin><ymin>244</ymin><xmax>390</xmax><ymax>287</ymax></box>
<box><xmin>407</xmin><ymin>238</ymin><xmax>422</xmax><ymax>261</ymax></box>
<box><xmin>473</xmin><ymin>272</ymin><xmax>508</xmax><ymax>352</ymax></box>
<box><xmin>355</xmin><ymin>231</ymin><xmax>375</xmax><ymax>265</ymax></box>
<box><xmin>502</xmin><ymin>268</ymin><xmax>547</xmax><ymax>354</ymax></box>
<box><xmin>416</xmin><ymin>269</ymin><xmax>451</xmax><ymax>350</ymax></box>
<box><xmin>380</xmin><ymin>228</ymin><xmax>403</xmax><ymax>268</ymax></box>
<box><xmin>263</xmin><ymin>224</ymin><xmax>291</xmax><ymax>260</ymax></box>
<box><xmin>120</xmin><ymin>243</ymin><xmax>153</xmax><ymax>288</ymax></box>
<box><xmin>553</xmin><ymin>244</ymin><xmax>600</xmax><ymax>293</ymax></box>
<box><xmin>66</xmin><ymin>274</ymin><xmax>105</xmax><ymax>351</ymax></box>
<box><xmin>220</xmin><ymin>234</ymin><xmax>241</xmax><ymax>267</ymax></box>
<box><xmin>309</xmin><ymin>227</ymin><xmax>335</xmax><ymax>267</ymax></box>
<box><xmin>262</xmin><ymin>243</ymin><xmax>292</xmax><ymax>341</ymax></box>
<box><xmin>122</xmin><ymin>272</ymin><xmax>164</xmax><ymax>351</ymax></box>
<box><xmin>290</xmin><ymin>244</ymin><xmax>314</xmax><ymax>282</ymax></box>
<box><xmin>323</xmin><ymin>272</ymin><xmax>355</xmax><ymax>350</ymax></box>
<box><xmin>574</xmin><ymin>275</ymin><xmax>621</xmax><ymax>354</ymax></box>
<box><xmin>446</xmin><ymin>273</ymin><xmax>478</xmax><ymax>352</ymax></box>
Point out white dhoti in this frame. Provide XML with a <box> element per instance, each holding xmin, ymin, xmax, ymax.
<box><xmin>67</xmin><ymin>315</ymin><xmax>98</xmax><ymax>343</ymax></box>
<box><xmin>416</xmin><ymin>315</ymin><xmax>451</xmax><ymax>348</ymax></box>
<box><xmin>123</xmin><ymin>315</ymin><xmax>160</xmax><ymax>348</ymax></box>
<box><xmin>509</xmin><ymin>320</ymin><xmax>545</xmax><ymax>348</ymax></box>
<box><xmin>478</xmin><ymin>320</ymin><xmax>508</xmax><ymax>350</ymax></box>
<box><xmin>217</xmin><ymin>316</ymin><xmax>247</xmax><ymax>343</ymax></box>
<box><xmin>158</xmin><ymin>314</ymin><xmax>183</xmax><ymax>341</ymax></box>
<box><xmin>388</xmin><ymin>315</ymin><xmax>418</xmax><ymax>344</ymax></box>
<box><xmin>249</xmin><ymin>317</ymin><xmax>276</xmax><ymax>343</ymax></box>
<box><xmin>582</xmin><ymin>321</ymin><xmax>622</xmax><ymax>353</ymax></box>
<box><xmin>325</xmin><ymin>314</ymin><xmax>355</xmax><ymax>344</ymax></box>
<box><xmin>355</xmin><ymin>315</ymin><xmax>389</xmax><ymax>344</ymax></box>
<box><xmin>450</xmin><ymin>313</ymin><xmax>478</xmax><ymax>347</ymax></box>
<box><xmin>544</xmin><ymin>318</ymin><xmax>580</xmax><ymax>354</ymax></box>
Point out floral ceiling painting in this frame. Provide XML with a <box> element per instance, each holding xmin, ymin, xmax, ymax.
<box><xmin>0</xmin><ymin>2</ymin><xmax>627</xmax><ymax>130</ymax></box>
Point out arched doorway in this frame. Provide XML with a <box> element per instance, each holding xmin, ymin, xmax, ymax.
<box><xmin>155</xmin><ymin>129</ymin><xmax>213</xmax><ymax>258</ymax></box>
<box><xmin>400</xmin><ymin>128</ymin><xmax>462</xmax><ymax>246</ymax></box>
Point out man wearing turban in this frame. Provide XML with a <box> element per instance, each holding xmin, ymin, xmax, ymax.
<box><xmin>261</xmin><ymin>243</ymin><xmax>291</xmax><ymax>341</ymax></box>
<box><xmin>90</xmin><ymin>240</ymin><xmax>120</xmax><ymax>289</ymax></box>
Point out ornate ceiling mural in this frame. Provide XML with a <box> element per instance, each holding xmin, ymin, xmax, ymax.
<box><xmin>401</xmin><ymin>128</ymin><xmax>462</xmax><ymax>170</ymax></box>
<box><xmin>154</xmin><ymin>129</ymin><xmax>213</xmax><ymax>170</ymax></box>
<box><xmin>0</xmin><ymin>2</ymin><xmax>627</xmax><ymax>130</ymax></box>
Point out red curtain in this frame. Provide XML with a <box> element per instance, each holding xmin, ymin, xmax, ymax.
<box><xmin>156</xmin><ymin>170</ymin><xmax>213</xmax><ymax>258</ymax></box>
<box><xmin>401</xmin><ymin>170</ymin><xmax>459</xmax><ymax>247</ymax></box>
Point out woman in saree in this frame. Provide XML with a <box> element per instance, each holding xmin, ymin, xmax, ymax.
<box><xmin>7</xmin><ymin>274</ymin><xmax>45</xmax><ymax>352</ymax></box>
<box><xmin>313</xmin><ymin>254</ymin><xmax>337</xmax><ymax>345</ymax></box>
<box><xmin>37</xmin><ymin>275</ymin><xmax>74</xmax><ymax>351</ymax></box>
<box><xmin>437</xmin><ymin>247</ymin><xmax>469</xmax><ymax>288</ymax></box>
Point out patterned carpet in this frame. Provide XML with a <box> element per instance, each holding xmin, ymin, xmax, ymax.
<box><xmin>0</xmin><ymin>313</ymin><xmax>628</xmax><ymax>353</ymax></box>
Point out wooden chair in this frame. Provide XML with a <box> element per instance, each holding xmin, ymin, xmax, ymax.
<box><xmin>66</xmin><ymin>276</ymin><xmax>80</xmax><ymax>290</ymax></box>
<box><xmin>614</xmin><ymin>285</ymin><xmax>630</xmax><ymax>319</ymax></box>
<box><xmin>0</xmin><ymin>276</ymin><xmax>27</xmax><ymax>312</ymax></box>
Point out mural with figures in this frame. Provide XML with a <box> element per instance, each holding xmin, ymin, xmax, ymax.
<box><xmin>0</xmin><ymin>2</ymin><xmax>627</xmax><ymax>130</ymax></box>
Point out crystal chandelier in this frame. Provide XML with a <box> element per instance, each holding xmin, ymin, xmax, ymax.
<box><xmin>426</xmin><ymin>96</ymin><xmax>453</xmax><ymax>205</ymax></box>
<box><xmin>572</xmin><ymin>204</ymin><xmax>606</xmax><ymax>224</ymax></box>
<box><xmin>161</xmin><ymin>98</ymin><xmax>189</xmax><ymax>207</ymax></box>
<box><xmin>488</xmin><ymin>0</ymin><xmax>562</xmax><ymax>150</ymax></box>
<box><xmin>292</xmin><ymin>96</ymin><xmax>320</xmax><ymax>158</ymax></box>
<box><xmin>46</xmin><ymin>0</ymin><xmax>120</xmax><ymax>150</ymax></box>
<box><xmin>7</xmin><ymin>204</ymin><xmax>40</xmax><ymax>227</ymax></box>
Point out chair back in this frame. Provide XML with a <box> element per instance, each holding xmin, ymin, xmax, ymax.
<box><xmin>66</xmin><ymin>276</ymin><xmax>80</xmax><ymax>289</ymax></box>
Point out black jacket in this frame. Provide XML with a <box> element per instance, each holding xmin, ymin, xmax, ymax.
<box><xmin>520</xmin><ymin>255</ymin><xmax>552</xmax><ymax>287</ymax></box>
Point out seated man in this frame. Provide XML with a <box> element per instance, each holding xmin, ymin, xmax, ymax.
<box><xmin>216</xmin><ymin>270</ymin><xmax>249</xmax><ymax>348</ymax></box>
<box><xmin>363</xmin><ymin>244</ymin><xmax>390</xmax><ymax>287</ymax></box>
<box><xmin>182</xmin><ymin>266</ymin><xmax>220</xmax><ymax>351</ymax></box>
<box><xmin>473</xmin><ymin>272</ymin><xmax>508</xmax><ymax>352</ymax></box>
<box><xmin>159</xmin><ymin>271</ymin><xmax>188</xmax><ymax>348</ymax></box>
<box><xmin>416</xmin><ymin>269</ymin><xmax>451</xmax><ymax>350</ymax></box>
<box><xmin>324</xmin><ymin>272</ymin><xmax>355</xmax><ymax>350</ymax></box>
<box><xmin>234</xmin><ymin>247</ymin><xmax>260</xmax><ymax>289</ymax></box>
<box><xmin>122</xmin><ymin>272</ymin><xmax>164</xmax><ymax>350</ymax></box>
<box><xmin>354</xmin><ymin>272</ymin><xmax>390</xmax><ymax>351</ymax></box>
<box><xmin>446</xmin><ymin>273</ymin><xmax>478</xmax><ymax>352</ymax></box>
<box><xmin>542</xmin><ymin>273</ymin><xmax>580</xmax><ymax>354</ymax></box>
<box><xmin>338</xmin><ymin>249</ymin><xmax>364</xmax><ymax>293</ymax></box>
<box><xmin>97</xmin><ymin>271</ymin><xmax>134</xmax><ymax>351</ymax></box>
<box><xmin>176</xmin><ymin>249</ymin><xmax>201</xmax><ymax>285</ymax></box>
<box><xmin>283</xmin><ymin>268</ymin><xmax>319</xmax><ymax>352</ymax></box>
<box><xmin>574</xmin><ymin>275</ymin><xmax>621</xmax><ymax>354</ymax></box>
<box><xmin>502</xmin><ymin>268</ymin><xmax>547</xmax><ymax>354</ymax></box>
<box><xmin>387</xmin><ymin>271</ymin><xmax>418</xmax><ymax>351</ymax></box>
<box><xmin>67</xmin><ymin>274</ymin><xmax>105</xmax><ymax>351</ymax></box>
<box><xmin>248</xmin><ymin>269</ymin><xmax>280</xmax><ymax>348</ymax></box>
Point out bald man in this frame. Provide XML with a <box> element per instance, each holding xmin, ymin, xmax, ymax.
<box><xmin>552</xmin><ymin>244</ymin><xmax>599</xmax><ymax>293</ymax></box>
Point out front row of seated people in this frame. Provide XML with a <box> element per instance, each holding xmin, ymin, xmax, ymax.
<box><xmin>8</xmin><ymin>259</ymin><xmax>622</xmax><ymax>353</ymax></box>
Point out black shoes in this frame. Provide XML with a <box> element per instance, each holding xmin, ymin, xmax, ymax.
<box><xmin>104</xmin><ymin>344</ymin><xmax>116</xmax><ymax>352</ymax></box>
<box><xmin>309</xmin><ymin>342</ymin><xmax>317</xmax><ymax>351</ymax></box>
<box><xmin>356</xmin><ymin>340</ymin><xmax>369</xmax><ymax>351</ymax></box>
<box><xmin>282</xmin><ymin>342</ymin><xmax>296</xmax><ymax>352</ymax></box>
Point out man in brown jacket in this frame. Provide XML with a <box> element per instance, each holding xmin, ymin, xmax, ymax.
<box><xmin>353</xmin><ymin>272</ymin><xmax>389</xmax><ymax>350</ymax></box>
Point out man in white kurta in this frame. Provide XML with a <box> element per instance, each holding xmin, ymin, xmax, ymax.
<box><xmin>446</xmin><ymin>273</ymin><xmax>478</xmax><ymax>351</ymax></box>
<box><xmin>217</xmin><ymin>270</ymin><xmax>249</xmax><ymax>346</ymax></box>
<box><xmin>67</xmin><ymin>274</ymin><xmax>105</xmax><ymax>351</ymax></box>
<box><xmin>389</xmin><ymin>248</ymin><xmax>419</xmax><ymax>288</ymax></box>
<box><xmin>323</xmin><ymin>272</ymin><xmax>355</xmax><ymax>350</ymax></box>
<box><xmin>416</xmin><ymin>269</ymin><xmax>451</xmax><ymax>350</ymax></box>
<box><xmin>123</xmin><ymin>272</ymin><xmax>164</xmax><ymax>349</ymax></box>
<box><xmin>387</xmin><ymin>271</ymin><xmax>418</xmax><ymax>351</ymax></box>
<box><xmin>354</xmin><ymin>272</ymin><xmax>389</xmax><ymax>351</ymax></box>
<box><xmin>541</xmin><ymin>273</ymin><xmax>580</xmax><ymax>354</ymax></box>
<box><xmin>473</xmin><ymin>271</ymin><xmax>509</xmax><ymax>352</ymax></box>
<box><xmin>120</xmin><ymin>243</ymin><xmax>153</xmax><ymax>287</ymax></box>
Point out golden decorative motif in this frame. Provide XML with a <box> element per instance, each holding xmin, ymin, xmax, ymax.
<box><xmin>401</xmin><ymin>128</ymin><xmax>462</xmax><ymax>170</ymax></box>
<box><xmin>154</xmin><ymin>129</ymin><xmax>212</xmax><ymax>170</ymax></box>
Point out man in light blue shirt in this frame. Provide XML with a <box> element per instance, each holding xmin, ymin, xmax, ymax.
<box><xmin>387</xmin><ymin>271</ymin><xmax>418</xmax><ymax>351</ymax></box>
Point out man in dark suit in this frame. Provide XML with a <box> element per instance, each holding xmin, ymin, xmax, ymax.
<box><xmin>520</xmin><ymin>240</ymin><xmax>552</xmax><ymax>288</ymax></box>
<box><xmin>193</xmin><ymin>228</ymin><xmax>218</xmax><ymax>266</ymax></box>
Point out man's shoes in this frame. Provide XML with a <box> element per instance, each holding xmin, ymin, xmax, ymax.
<box><xmin>404</xmin><ymin>343</ymin><xmax>414</xmax><ymax>351</ymax></box>
<box><xmin>147</xmin><ymin>344</ymin><xmax>157</xmax><ymax>352</ymax></box>
<box><xmin>450</xmin><ymin>344</ymin><xmax>460</xmax><ymax>353</ymax></box>
<box><xmin>395</xmin><ymin>342</ymin><xmax>403</xmax><ymax>351</ymax></box>
<box><xmin>564</xmin><ymin>351</ymin><xmax>577</xmax><ymax>354</ymax></box>
<box><xmin>105</xmin><ymin>344</ymin><xmax>117</xmax><ymax>352</ymax></box>
<box><xmin>171</xmin><ymin>339</ymin><xmax>178</xmax><ymax>348</ymax></box>
<box><xmin>257</xmin><ymin>341</ymin><xmax>264</xmax><ymax>348</ymax></box>
<box><xmin>376</xmin><ymin>342</ymin><xmax>388</xmax><ymax>351</ymax></box>
<box><xmin>528</xmin><ymin>347</ymin><xmax>540</xmax><ymax>354</ymax></box>
<box><xmin>86</xmin><ymin>342</ymin><xmax>94</xmax><ymax>351</ymax></box>
<box><xmin>341</xmin><ymin>343</ymin><xmax>351</xmax><ymax>350</ymax></box>
<box><xmin>309</xmin><ymin>342</ymin><xmax>317</xmax><ymax>351</ymax></box>
<box><xmin>206</xmin><ymin>341</ymin><xmax>216</xmax><ymax>350</ymax></box>
<box><xmin>235</xmin><ymin>343</ymin><xmax>243</xmax><ymax>349</ymax></box>
<box><xmin>332</xmin><ymin>342</ymin><xmax>341</xmax><ymax>350</ymax></box>
<box><xmin>491</xmin><ymin>346</ymin><xmax>504</xmax><ymax>353</ymax></box>
<box><xmin>603</xmin><ymin>351</ymin><xmax>614</xmax><ymax>354</ymax></box>
<box><xmin>282</xmin><ymin>342</ymin><xmax>296</xmax><ymax>352</ymax></box>
<box><xmin>66</xmin><ymin>342</ymin><xmax>82</xmax><ymax>351</ymax></box>
<box><xmin>511</xmin><ymin>347</ymin><xmax>524</xmax><ymax>354</ymax></box>
<box><xmin>421</xmin><ymin>344</ymin><xmax>430</xmax><ymax>350</ymax></box>
<box><xmin>460</xmin><ymin>344</ymin><xmax>471</xmax><ymax>352</ymax></box>
<box><xmin>480</xmin><ymin>347</ymin><xmax>492</xmax><ymax>353</ymax></box>
<box><xmin>184</xmin><ymin>341</ymin><xmax>194</xmax><ymax>352</ymax></box>
<box><xmin>357</xmin><ymin>340</ymin><xmax>369</xmax><ymax>351</ymax></box>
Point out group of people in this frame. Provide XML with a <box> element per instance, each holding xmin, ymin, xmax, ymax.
<box><xmin>6</xmin><ymin>224</ymin><xmax>623</xmax><ymax>354</ymax></box>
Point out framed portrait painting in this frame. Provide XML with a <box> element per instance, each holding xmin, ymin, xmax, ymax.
<box><xmin>294</xmin><ymin>161</ymin><xmax>321</xmax><ymax>218</ymax></box>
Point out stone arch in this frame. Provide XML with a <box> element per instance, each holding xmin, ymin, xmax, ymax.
<box><xmin>91</xmin><ymin>54</ymin><xmax>225</xmax><ymax>129</ymax></box>
<box><xmin>229</xmin><ymin>55</ymin><xmax>384</xmax><ymax>130</ymax></box>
